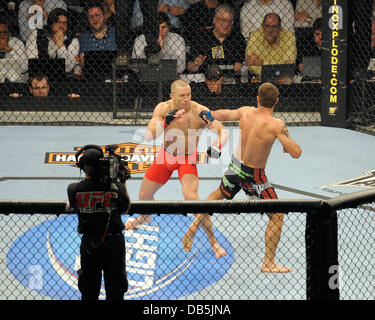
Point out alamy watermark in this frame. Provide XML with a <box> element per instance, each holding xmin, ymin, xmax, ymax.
<box><xmin>28</xmin><ymin>5</ymin><xmax>44</xmax><ymax>31</ymax></box>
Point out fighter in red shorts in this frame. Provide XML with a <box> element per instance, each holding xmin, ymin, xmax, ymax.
<box><xmin>183</xmin><ymin>83</ymin><xmax>302</xmax><ymax>270</ymax></box>
<box><xmin>125</xmin><ymin>79</ymin><xmax>229</xmax><ymax>258</ymax></box>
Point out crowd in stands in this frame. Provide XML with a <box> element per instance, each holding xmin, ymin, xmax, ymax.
<box><xmin>0</xmin><ymin>0</ymin><xmax>373</xmax><ymax>94</ymax></box>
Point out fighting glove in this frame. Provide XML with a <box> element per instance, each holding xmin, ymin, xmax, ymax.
<box><xmin>207</xmin><ymin>141</ymin><xmax>222</xmax><ymax>159</ymax></box>
<box><xmin>199</xmin><ymin>110</ymin><xmax>214</xmax><ymax>125</ymax></box>
<box><xmin>163</xmin><ymin>109</ymin><xmax>178</xmax><ymax>128</ymax></box>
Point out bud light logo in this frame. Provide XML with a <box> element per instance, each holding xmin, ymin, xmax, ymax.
<box><xmin>7</xmin><ymin>215</ymin><xmax>234</xmax><ymax>300</ymax></box>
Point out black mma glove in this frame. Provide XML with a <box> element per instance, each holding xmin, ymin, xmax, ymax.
<box><xmin>163</xmin><ymin>109</ymin><xmax>178</xmax><ymax>128</ymax></box>
<box><xmin>199</xmin><ymin>110</ymin><xmax>214</xmax><ymax>125</ymax></box>
<box><xmin>207</xmin><ymin>141</ymin><xmax>222</xmax><ymax>159</ymax></box>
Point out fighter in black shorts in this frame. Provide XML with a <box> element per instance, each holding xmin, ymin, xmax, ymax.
<box><xmin>220</xmin><ymin>155</ymin><xmax>278</xmax><ymax>200</ymax></box>
<box><xmin>184</xmin><ymin>83</ymin><xmax>302</xmax><ymax>272</ymax></box>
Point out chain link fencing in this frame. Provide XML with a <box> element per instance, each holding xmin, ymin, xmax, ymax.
<box><xmin>1</xmin><ymin>0</ymin><xmax>375</xmax><ymax>301</ymax></box>
<box><xmin>337</xmin><ymin>204</ymin><xmax>375</xmax><ymax>300</ymax></box>
<box><xmin>346</xmin><ymin>0</ymin><xmax>375</xmax><ymax>134</ymax></box>
<box><xmin>0</xmin><ymin>211</ymin><xmax>307</xmax><ymax>300</ymax></box>
<box><xmin>0</xmin><ymin>191</ymin><xmax>375</xmax><ymax>300</ymax></box>
<box><xmin>0</xmin><ymin>0</ymin><xmax>328</xmax><ymax>126</ymax></box>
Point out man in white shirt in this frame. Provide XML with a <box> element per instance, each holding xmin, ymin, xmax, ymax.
<box><xmin>18</xmin><ymin>0</ymin><xmax>67</xmax><ymax>43</ymax></box>
<box><xmin>132</xmin><ymin>12</ymin><xmax>186</xmax><ymax>73</ymax></box>
<box><xmin>25</xmin><ymin>8</ymin><xmax>79</xmax><ymax>73</ymax></box>
<box><xmin>0</xmin><ymin>20</ymin><xmax>28</xmax><ymax>82</ymax></box>
<box><xmin>240</xmin><ymin>0</ymin><xmax>294</xmax><ymax>39</ymax></box>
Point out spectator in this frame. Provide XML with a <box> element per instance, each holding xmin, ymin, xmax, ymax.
<box><xmin>158</xmin><ymin>0</ymin><xmax>190</xmax><ymax>33</ymax></box>
<box><xmin>240</xmin><ymin>0</ymin><xmax>294</xmax><ymax>39</ymax></box>
<box><xmin>294</xmin><ymin>0</ymin><xmax>322</xmax><ymax>28</ymax></box>
<box><xmin>245</xmin><ymin>13</ymin><xmax>297</xmax><ymax>76</ymax></box>
<box><xmin>296</xmin><ymin>17</ymin><xmax>321</xmax><ymax>72</ymax></box>
<box><xmin>78</xmin><ymin>1</ymin><xmax>117</xmax><ymax>67</ymax></box>
<box><xmin>182</xmin><ymin>0</ymin><xmax>222</xmax><ymax>44</ymax></box>
<box><xmin>26</xmin><ymin>8</ymin><xmax>79</xmax><ymax>73</ymax></box>
<box><xmin>204</xmin><ymin>63</ymin><xmax>224</xmax><ymax>95</ymax></box>
<box><xmin>187</xmin><ymin>4</ymin><xmax>245</xmax><ymax>74</ymax></box>
<box><xmin>18</xmin><ymin>0</ymin><xmax>67</xmax><ymax>43</ymax></box>
<box><xmin>132</xmin><ymin>12</ymin><xmax>186</xmax><ymax>73</ymax></box>
<box><xmin>0</xmin><ymin>19</ymin><xmax>28</xmax><ymax>82</ymax></box>
<box><xmin>29</xmin><ymin>73</ymin><xmax>50</xmax><ymax>96</ymax></box>
<box><xmin>10</xmin><ymin>74</ymin><xmax>80</xmax><ymax>97</ymax></box>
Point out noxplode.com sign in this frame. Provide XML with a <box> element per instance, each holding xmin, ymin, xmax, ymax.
<box><xmin>321</xmin><ymin>0</ymin><xmax>348</xmax><ymax>127</ymax></box>
<box><xmin>7</xmin><ymin>214</ymin><xmax>234</xmax><ymax>299</ymax></box>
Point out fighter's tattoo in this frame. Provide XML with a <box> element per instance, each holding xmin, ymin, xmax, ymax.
<box><xmin>281</xmin><ymin>125</ymin><xmax>290</xmax><ymax>137</ymax></box>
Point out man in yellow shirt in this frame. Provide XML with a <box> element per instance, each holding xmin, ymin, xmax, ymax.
<box><xmin>245</xmin><ymin>13</ymin><xmax>296</xmax><ymax>76</ymax></box>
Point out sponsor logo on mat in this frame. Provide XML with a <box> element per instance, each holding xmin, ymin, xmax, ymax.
<box><xmin>45</xmin><ymin>142</ymin><xmax>207</xmax><ymax>174</ymax></box>
<box><xmin>7</xmin><ymin>215</ymin><xmax>234</xmax><ymax>300</ymax></box>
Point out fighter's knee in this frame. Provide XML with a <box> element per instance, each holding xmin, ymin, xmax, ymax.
<box><xmin>183</xmin><ymin>191</ymin><xmax>199</xmax><ymax>201</ymax></box>
<box><xmin>138</xmin><ymin>190</ymin><xmax>151</xmax><ymax>200</ymax></box>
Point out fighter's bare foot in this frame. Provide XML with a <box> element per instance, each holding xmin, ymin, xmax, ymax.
<box><xmin>212</xmin><ymin>242</ymin><xmax>227</xmax><ymax>258</ymax></box>
<box><xmin>125</xmin><ymin>215</ymin><xmax>152</xmax><ymax>230</ymax></box>
<box><xmin>182</xmin><ymin>230</ymin><xmax>195</xmax><ymax>252</ymax></box>
<box><xmin>261</xmin><ymin>263</ymin><xmax>293</xmax><ymax>273</ymax></box>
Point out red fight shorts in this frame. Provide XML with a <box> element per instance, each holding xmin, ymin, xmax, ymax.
<box><xmin>145</xmin><ymin>146</ymin><xmax>198</xmax><ymax>184</ymax></box>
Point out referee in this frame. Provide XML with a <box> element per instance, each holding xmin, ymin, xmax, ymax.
<box><xmin>67</xmin><ymin>145</ymin><xmax>131</xmax><ymax>300</ymax></box>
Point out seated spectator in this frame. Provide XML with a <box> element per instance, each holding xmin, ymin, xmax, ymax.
<box><xmin>78</xmin><ymin>1</ymin><xmax>117</xmax><ymax>67</ymax></box>
<box><xmin>245</xmin><ymin>13</ymin><xmax>297</xmax><ymax>76</ymax></box>
<box><xmin>29</xmin><ymin>73</ymin><xmax>50</xmax><ymax>96</ymax></box>
<box><xmin>182</xmin><ymin>0</ymin><xmax>221</xmax><ymax>44</ymax></box>
<box><xmin>294</xmin><ymin>0</ymin><xmax>322</xmax><ymax>29</ymax></box>
<box><xmin>18</xmin><ymin>0</ymin><xmax>67</xmax><ymax>43</ymax></box>
<box><xmin>187</xmin><ymin>4</ymin><xmax>245</xmax><ymax>74</ymax></box>
<box><xmin>10</xmin><ymin>74</ymin><xmax>80</xmax><ymax>97</ymax></box>
<box><xmin>296</xmin><ymin>17</ymin><xmax>321</xmax><ymax>73</ymax></box>
<box><xmin>132</xmin><ymin>12</ymin><xmax>186</xmax><ymax>74</ymax></box>
<box><xmin>188</xmin><ymin>62</ymin><xmax>242</xmax><ymax>109</ymax></box>
<box><xmin>157</xmin><ymin>0</ymin><xmax>190</xmax><ymax>33</ymax></box>
<box><xmin>240</xmin><ymin>0</ymin><xmax>294</xmax><ymax>39</ymax></box>
<box><xmin>0</xmin><ymin>19</ymin><xmax>28</xmax><ymax>82</ymax></box>
<box><xmin>26</xmin><ymin>8</ymin><xmax>79</xmax><ymax>73</ymax></box>
<box><xmin>204</xmin><ymin>63</ymin><xmax>224</xmax><ymax>95</ymax></box>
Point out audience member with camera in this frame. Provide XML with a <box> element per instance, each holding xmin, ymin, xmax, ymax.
<box><xmin>67</xmin><ymin>144</ymin><xmax>131</xmax><ymax>300</ymax></box>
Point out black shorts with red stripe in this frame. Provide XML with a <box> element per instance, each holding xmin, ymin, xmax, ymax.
<box><xmin>219</xmin><ymin>155</ymin><xmax>278</xmax><ymax>200</ymax></box>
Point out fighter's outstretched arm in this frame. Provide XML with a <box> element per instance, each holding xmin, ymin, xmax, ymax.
<box><xmin>201</xmin><ymin>106</ymin><xmax>252</xmax><ymax>123</ymax></box>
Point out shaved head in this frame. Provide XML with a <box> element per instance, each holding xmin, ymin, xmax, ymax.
<box><xmin>171</xmin><ymin>79</ymin><xmax>190</xmax><ymax>94</ymax></box>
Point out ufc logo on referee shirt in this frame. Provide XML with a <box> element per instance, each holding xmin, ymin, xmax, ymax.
<box><xmin>76</xmin><ymin>192</ymin><xmax>118</xmax><ymax>213</ymax></box>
